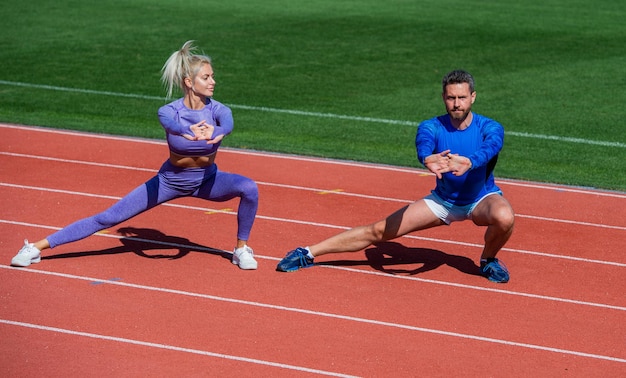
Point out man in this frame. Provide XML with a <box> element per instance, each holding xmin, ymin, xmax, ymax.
<box><xmin>276</xmin><ymin>70</ymin><xmax>514</xmax><ymax>283</ymax></box>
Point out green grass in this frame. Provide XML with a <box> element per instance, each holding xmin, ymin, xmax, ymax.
<box><xmin>1</xmin><ymin>0</ymin><xmax>625</xmax><ymax>191</ymax></box>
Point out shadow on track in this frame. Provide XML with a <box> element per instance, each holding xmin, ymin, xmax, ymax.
<box><xmin>42</xmin><ymin>227</ymin><xmax>231</xmax><ymax>262</ymax></box>
<box><xmin>317</xmin><ymin>241</ymin><xmax>482</xmax><ymax>277</ymax></box>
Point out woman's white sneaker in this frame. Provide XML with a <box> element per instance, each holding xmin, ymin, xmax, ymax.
<box><xmin>232</xmin><ymin>245</ymin><xmax>258</xmax><ymax>270</ymax></box>
<box><xmin>11</xmin><ymin>240</ymin><xmax>41</xmax><ymax>267</ymax></box>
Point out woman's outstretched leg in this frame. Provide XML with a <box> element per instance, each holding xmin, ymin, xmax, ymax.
<box><xmin>11</xmin><ymin>176</ymin><xmax>167</xmax><ymax>267</ymax></box>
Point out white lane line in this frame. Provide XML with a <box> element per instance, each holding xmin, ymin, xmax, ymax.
<box><xmin>1</xmin><ymin>182</ymin><xmax>625</xmax><ymax>267</ymax></box>
<box><xmin>1</xmin><ymin>123</ymin><xmax>625</xmax><ymax>198</ymax></box>
<box><xmin>0</xmin><ymin>319</ymin><xmax>358</xmax><ymax>377</ymax></box>
<box><xmin>1</xmin><ymin>153</ymin><xmax>624</xmax><ymax>230</ymax></box>
<box><xmin>1</xmin><ymin>267</ymin><xmax>625</xmax><ymax>364</ymax></box>
<box><xmin>0</xmin><ymin>230</ymin><xmax>624</xmax><ymax>311</ymax></box>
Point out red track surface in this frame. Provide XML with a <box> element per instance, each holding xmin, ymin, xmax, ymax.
<box><xmin>1</xmin><ymin>123</ymin><xmax>624</xmax><ymax>377</ymax></box>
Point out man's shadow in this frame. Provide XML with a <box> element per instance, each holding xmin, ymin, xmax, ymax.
<box><xmin>42</xmin><ymin>227</ymin><xmax>231</xmax><ymax>262</ymax></box>
<box><xmin>317</xmin><ymin>241</ymin><xmax>482</xmax><ymax>277</ymax></box>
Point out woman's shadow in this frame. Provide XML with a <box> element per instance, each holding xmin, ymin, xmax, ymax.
<box><xmin>317</xmin><ymin>241</ymin><xmax>482</xmax><ymax>277</ymax></box>
<box><xmin>42</xmin><ymin>227</ymin><xmax>231</xmax><ymax>262</ymax></box>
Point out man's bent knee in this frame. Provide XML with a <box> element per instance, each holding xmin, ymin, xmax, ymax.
<box><xmin>492</xmin><ymin>205</ymin><xmax>515</xmax><ymax>232</ymax></box>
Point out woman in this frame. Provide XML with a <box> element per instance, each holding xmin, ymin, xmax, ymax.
<box><xmin>11</xmin><ymin>41</ymin><xmax>259</xmax><ymax>270</ymax></box>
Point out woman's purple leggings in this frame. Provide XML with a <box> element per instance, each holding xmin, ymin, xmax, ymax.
<box><xmin>47</xmin><ymin>161</ymin><xmax>258</xmax><ymax>248</ymax></box>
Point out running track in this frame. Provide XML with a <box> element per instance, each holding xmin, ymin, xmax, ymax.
<box><xmin>1</xmin><ymin>124</ymin><xmax>624</xmax><ymax>377</ymax></box>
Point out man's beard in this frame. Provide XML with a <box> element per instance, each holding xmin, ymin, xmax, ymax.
<box><xmin>449</xmin><ymin>108</ymin><xmax>470</xmax><ymax>121</ymax></box>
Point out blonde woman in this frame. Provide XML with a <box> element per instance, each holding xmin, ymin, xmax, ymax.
<box><xmin>12</xmin><ymin>41</ymin><xmax>259</xmax><ymax>270</ymax></box>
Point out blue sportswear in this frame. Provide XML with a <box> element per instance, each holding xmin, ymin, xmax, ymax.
<box><xmin>416</xmin><ymin>113</ymin><xmax>504</xmax><ymax>206</ymax></box>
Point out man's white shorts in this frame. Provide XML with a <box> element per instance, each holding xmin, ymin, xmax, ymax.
<box><xmin>424</xmin><ymin>191</ymin><xmax>502</xmax><ymax>225</ymax></box>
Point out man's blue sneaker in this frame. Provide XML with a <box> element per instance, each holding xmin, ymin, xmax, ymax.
<box><xmin>480</xmin><ymin>258</ymin><xmax>509</xmax><ymax>283</ymax></box>
<box><xmin>276</xmin><ymin>247</ymin><xmax>314</xmax><ymax>272</ymax></box>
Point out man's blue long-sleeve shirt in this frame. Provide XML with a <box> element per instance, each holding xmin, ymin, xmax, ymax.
<box><xmin>416</xmin><ymin>113</ymin><xmax>504</xmax><ymax>205</ymax></box>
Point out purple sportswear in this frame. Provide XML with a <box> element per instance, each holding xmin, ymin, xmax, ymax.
<box><xmin>46</xmin><ymin>98</ymin><xmax>258</xmax><ymax>248</ymax></box>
